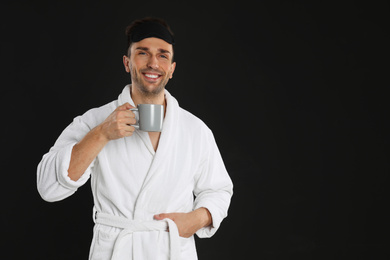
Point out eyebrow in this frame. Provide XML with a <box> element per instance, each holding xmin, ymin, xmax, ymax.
<box><xmin>135</xmin><ymin>46</ymin><xmax>171</xmax><ymax>55</ymax></box>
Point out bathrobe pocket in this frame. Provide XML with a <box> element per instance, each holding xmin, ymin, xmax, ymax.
<box><xmin>89</xmin><ymin>224</ymin><xmax>118</xmax><ymax>260</ymax></box>
<box><xmin>179</xmin><ymin>236</ymin><xmax>197</xmax><ymax>259</ymax></box>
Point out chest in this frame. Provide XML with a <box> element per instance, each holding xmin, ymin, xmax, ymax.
<box><xmin>148</xmin><ymin>132</ymin><xmax>161</xmax><ymax>152</ymax></box>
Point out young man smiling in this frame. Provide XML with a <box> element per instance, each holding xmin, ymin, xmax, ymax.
<box><xmin>37</xmin><ymin>17</ymin><xmax>233</xmax><ymax>259</ymax></box>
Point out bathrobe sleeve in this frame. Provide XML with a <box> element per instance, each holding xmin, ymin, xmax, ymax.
<box><xmin>37</xmin><ymin>115</ymin><xmax>96</xmax><ymax>202</ymax></box>
<box><xmin>193</xmin><ymin>128</ymin><xmax>233</xmax><ymax>238</ymax></box>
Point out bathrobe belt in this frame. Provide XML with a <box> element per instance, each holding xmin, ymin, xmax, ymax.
<box><xmin>95</xmin><ymin>212</ymin><xmax>180</xmax><ymax>260</ymax></box>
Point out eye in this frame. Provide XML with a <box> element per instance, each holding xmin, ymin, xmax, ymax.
<box><xmin>138</xmin><ymin>51</ymin><xmax>147</xmax><ymax>55</ymax></box>
<box><xmin>160</xmin><ymin>54</ymin><xmax>168</xmax><ymax>59</ymax></box>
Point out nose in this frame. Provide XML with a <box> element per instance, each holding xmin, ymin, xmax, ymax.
<box><xmin>147</xmin><ymin>55</ymin><xmax>159</xmax><ymax>70</ymax></box>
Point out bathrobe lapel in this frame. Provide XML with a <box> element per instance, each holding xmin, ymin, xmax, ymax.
<box><xmin>133</xmin><ymin>90</ymin><xmax>180</xmax><ymax>219</ymax></box>
<box><xmin>117</xmin><ymin>85</ymin><xmax>181</xmax><ymax>220</ymax></box>
<box><xmin>118</xmin><ymin>85</ymin><xmax>155</xmax><ymax>155</ymax></box>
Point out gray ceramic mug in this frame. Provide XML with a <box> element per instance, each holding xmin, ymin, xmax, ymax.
<box><xmin>130</xmin><ymin>104</ymin><xmax>164</xmax><ymax>132</ymax></box>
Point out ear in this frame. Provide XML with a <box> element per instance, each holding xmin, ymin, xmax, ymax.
<box><xmin>123</xmin><ymin>55</ymin><xmax>130</xmax><ymax>73</ymax></box>
<box><xmin>169</xmin><ymin>62</ymin><xmax>176</xmax><ymax>79</ymax></box>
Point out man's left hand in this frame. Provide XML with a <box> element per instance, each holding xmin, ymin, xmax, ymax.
<box><xmin>154</xmin><ymin>208</ymin><xmax>212</xmax><ymax>238</ymax></box>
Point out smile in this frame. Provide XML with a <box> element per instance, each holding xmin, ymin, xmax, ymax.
<box><xmin>144</xmin><ymin>73</ymin><xmax>160</xmax><ymax>79</ymax></box>
<box><xmin>142</xmin><ymin>73</ymin><xmax>162</xmax><ymax>82</ymax></box>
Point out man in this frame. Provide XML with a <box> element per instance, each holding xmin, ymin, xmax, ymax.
<box><xmin>37</xmin><ymin>17</ymin><xmax>233</xmax><ymax>259</ymax></box>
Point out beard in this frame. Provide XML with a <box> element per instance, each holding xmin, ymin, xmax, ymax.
<box><xmin>130</xmin><ymin>64</ymin><xmax>170</xmax><ymax>97</ymax></box>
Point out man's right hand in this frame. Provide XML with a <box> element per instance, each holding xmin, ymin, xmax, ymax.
<box><xmin>68</xmin><ymin>103</ymin><xmax>136</xmax><ymax>181</ymax></box>
<box><xmin>99</xmin><ymin>102</ymin><xmax>137</xmax><ymax>141</ymax></box>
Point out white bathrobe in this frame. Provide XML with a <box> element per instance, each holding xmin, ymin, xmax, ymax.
<box><xmin>37</xmin><ymin>85</ymin><xmax>233</xmax><ymax>260</ymax></box>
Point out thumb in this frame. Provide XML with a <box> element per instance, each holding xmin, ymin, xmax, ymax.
<box><xmin>154</xmin><ymin>213</ymin><xmax>172</xmax><ymax>220</ymax></box>
<box><xmin>116</xmin><ymin>102</ymin><xmax>134</xmax><ymax>111</ymax></box>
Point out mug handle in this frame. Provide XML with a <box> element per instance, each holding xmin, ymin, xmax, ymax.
<box><xmin>129</xmin><ymin>108</ymin><xmax>139</xmax><ymax>129</ymax></box>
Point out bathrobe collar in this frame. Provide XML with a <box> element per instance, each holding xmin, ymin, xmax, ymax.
<box><xmin>118</xmin><ymin>85</ymin><xmax>180</xmax><ymax>215</ymax></box>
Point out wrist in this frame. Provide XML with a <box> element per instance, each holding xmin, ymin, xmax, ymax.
<box><xmin>94</xmin><ymin>124</ymin><xmax>110</xmax><ymax>143</ymax></box>
<box><xmin>195</xmin><ymin>207</ymin><xmax>212</xmax><ymax>228</ymax></box>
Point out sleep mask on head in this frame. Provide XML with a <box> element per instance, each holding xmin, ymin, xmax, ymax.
<box><xmin>130</xmin><ymin>21</ymin><xmax>175</xmax><ymax>45</ymax></box>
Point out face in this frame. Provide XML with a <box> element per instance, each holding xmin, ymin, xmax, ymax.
<box><xmin>123</xmin><ymin>37</ymin><xmax>176</xmax><ymax>97</ymax></box>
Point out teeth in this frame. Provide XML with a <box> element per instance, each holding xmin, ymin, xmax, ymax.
<box><xmin>145</xmin><ymin>74</ymin><xmax>159</xmax><ymax>79</ymax></box>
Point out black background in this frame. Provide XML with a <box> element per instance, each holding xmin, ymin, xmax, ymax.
<box><xmin>1</xmin><ymin>0</ymin><xmax>389</xmax><ymax>259</ymax></box>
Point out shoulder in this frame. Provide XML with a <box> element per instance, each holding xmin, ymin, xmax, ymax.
<box><xmin>176</xmin><ymin>107</ymin><xmax>220</xmax><ymax>158</ymax></box>
<box><xmin>178</xmin><ymin>107</ymin><xmax>213</xmax><ymax>138</ymax></box>
<box><xmin>166</xmin><ymin>89</ymin><xmax>212</xmax><ymax>136</ymax></box>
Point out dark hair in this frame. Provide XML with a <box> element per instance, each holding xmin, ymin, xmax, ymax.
<box><xmin>125</xmin><ymin>17</ymin><xmax>175</xmax><ymax>60</ymax></box>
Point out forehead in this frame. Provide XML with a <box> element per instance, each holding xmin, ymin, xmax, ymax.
<box><xmin>131</xmin><ymin>37</ymin><xmax>173</xmax><ymax>53</ymax></box>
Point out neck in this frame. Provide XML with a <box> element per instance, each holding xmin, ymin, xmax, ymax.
<box><xmin>130</xmin><ymin>84</ymin><xmax>166</xmax><ymax>107</ymax></box>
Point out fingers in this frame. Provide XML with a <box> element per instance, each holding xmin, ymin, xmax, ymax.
<box><xmin>154</xmin><ymin>213</ymin><xmax>194</xmax><ymax>237</ymax></box>
<box><xmin>101</xmin><ymin>103</ymin><xmax>137</xmax><ymax>140</ymax></box>
<box><xmin>114</xmin><ymin>124</ymin><xmax>136</xmax><ymax>138</ymax></box>
<box><xmin>116</xmin><ymin>109</ymin><xmax>136</xmax><ymax>120</ymax></box>
<box><xmin>115</xmin><ymin>102</ymin><xmax>135</xmax><ymax>111</ymax></box>
<box><xmin>154</xmin><ymin>213</ymin><xmax>178</xmax><ymax>224</ymax></box>
<box><xmin>108</xmin><ymin>114</ymin><xmax>137</xmax><ymax>138</ymax></box>
<box><xmin>154</xmin><ymin>214</ymin><xmax>164</xmax><ymax>220</ymax></box>
<box><xmin>119</xmin><ymin>117</ymin><xmax>136</xmax><ymax>126</ymax></box>
<box><xmin>115</xmin><ymin>103</ymin><xmax>137</xmax><ymax>122</ymax></box>
<box><xmin>154</xmin><ymin>213</ymin><xmax>173</xmax><ymax>220</ymax></box>
<box><xmin>118</xmin><ymin>119</ymin><xmax>137</xmax><ymax>135</ymax></box>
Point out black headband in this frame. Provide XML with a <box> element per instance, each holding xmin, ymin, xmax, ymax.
<box><xmin>130</xmin><ymin>21</ymin><xmax>175</xmax><ymax>45</ymax></box>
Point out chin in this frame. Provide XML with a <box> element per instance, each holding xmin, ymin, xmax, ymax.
<box><xmin>138</xmin><ymin>83</ymin><xmax>165</xmax><ymax>96</ymax></box>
